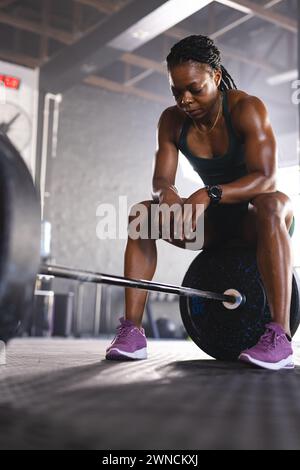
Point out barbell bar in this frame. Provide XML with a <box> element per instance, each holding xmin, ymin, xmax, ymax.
<box><xmin>39</xmin><ymin>264</ymin><xmax>246</xmax><ymax>309</ymax></box>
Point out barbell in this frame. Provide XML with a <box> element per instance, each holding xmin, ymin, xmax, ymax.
<box><xmin>39</xmin><ymin>264</ymin><xmax>245</xmax><ymax>308</ymax></box>
<box><xmin>0</xmin><ymin>133</ymin><xmax>299</xmax><ymax>360</ymax></box>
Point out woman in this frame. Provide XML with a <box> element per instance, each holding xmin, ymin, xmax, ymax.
<box><xmin>106</xmin><ymin>35</ymin><xmax>295</xmax><ymax>370</ymax></box>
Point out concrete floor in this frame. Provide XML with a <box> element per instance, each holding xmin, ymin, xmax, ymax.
<box><xmin>0</xmin><ymin>338</ymin><xmax>300</xmax><ymax>450</ymax></box>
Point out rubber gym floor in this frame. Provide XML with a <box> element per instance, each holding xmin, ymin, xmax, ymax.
<box><xmin>0</xmin><ymin>338</ymin><xmax>300</xmax><ymax>450</ymax></box>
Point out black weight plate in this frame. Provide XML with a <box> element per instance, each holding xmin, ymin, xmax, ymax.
<box><xmin>0</xmin><ymin>133</ymin><xmax>41</xmax><ymax>341</ymax></box>
<box><xmin>180</xmin><ymin>245</ymin><xmax>300</xmax><ymax>360</ymax></box>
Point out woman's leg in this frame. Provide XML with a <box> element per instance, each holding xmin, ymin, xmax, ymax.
<box><xmin>124</xmin><ymin>199</ymin><xmax>220</xmax><ymax>327</ymax></box>
<box><xmin>239</xmin><ymin>191</ymin><xmax>294</xmax><ymax>335</ymax></box>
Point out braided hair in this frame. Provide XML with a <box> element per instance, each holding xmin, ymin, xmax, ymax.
<box><xmin>166</xmin><ymin>35</ymin><xmax>237</xmax><ymax>92</ymax></box>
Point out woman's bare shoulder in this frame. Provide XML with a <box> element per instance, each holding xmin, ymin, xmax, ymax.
<box><xmin>158</xmin><ymin>106</ymin><xmax>186</xmax><ymax>144</ymax></box>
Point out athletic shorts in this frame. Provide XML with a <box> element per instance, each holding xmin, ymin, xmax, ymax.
<box><xmin>206</xmin><ymin>202</ymin><xmax>295</xmax><ymax>240</ymax></box>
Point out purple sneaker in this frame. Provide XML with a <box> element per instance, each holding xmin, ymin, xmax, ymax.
<box><xmin>239</xmin><ymin>322</ymin><xmax>294</xmax><ymax>370</ymax></box>
<box><xmin>106</xmin><ymin>318</ymin><xmax>147</xmax><ymax>360</ymax></box>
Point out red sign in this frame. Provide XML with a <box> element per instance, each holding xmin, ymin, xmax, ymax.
<box><xmin>0</xmin><ymin>75</ymin><xmax>20</xmax><ymax>90</ymax></box>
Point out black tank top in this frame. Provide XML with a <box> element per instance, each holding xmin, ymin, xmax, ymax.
<box><xmin>178</xmin><ymin>91</ymin><xmax>248</xmax><ymax>186</ymax></box>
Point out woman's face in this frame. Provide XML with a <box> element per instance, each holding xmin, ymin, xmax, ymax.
<box><xmin>168</xmin><ymin>61</ymin><xmax>221</xmax><ymax>120</ymax></box>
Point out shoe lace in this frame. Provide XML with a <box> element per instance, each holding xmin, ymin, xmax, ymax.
<box><xmin>258</xmin><ymin>327</ymin><xmax>281</xmax><ymax>350</ymax></box>
<box><xmin>114</xmin><ymin>324</ymin><xmax>134</xmax><ymax>341</ymax></box>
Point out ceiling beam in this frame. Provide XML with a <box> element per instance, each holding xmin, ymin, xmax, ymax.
<box><xmin>211</xmin><ymin>14</ymin><xmax>255</xmax><ymax>39</ymax></box>
<box><xmin>221</xmin><ymin>44</ymin><xmax>279</xmax><ymax>72</ymax></box>
<box><xmin>0</xmin><ymin>49</ymin><xmax>40</xmax><ymax>68</ymax></box>
<box><xmin>0</xmin><ymin>11</ymin><xmax>73</xmax><ymax>44</ymax></box>
<box><xmin>84</xmin><ymin>75</ymin><xmax>170</xmax><ymax>104</ymax></box>
<box><xmin>210</xmin><ymin>0</ymin><xmax>285</xmax><ymax>40</ymax></box>
<box><xmin>39</xmin><ymin>0</ymin><xmax>175</xmax><ymax>93</ymax></box>
<box><xmin>263</xmin><ymin>0</ymin><xmax>286</xmax><ymax>6</ymax></box>
<box><xmin>121</xmin><ymin>53</ymin><xmax>167</xmax><ymax>75</ymax></box>
<box><xmin>216</xmin><ymin>0</ymin><xmax>297</xmax><ymax>33</ymax></box>
<box><xmin>73</xmin><ymin>1</ymin><xmax>83</xmax><ymax>35</ymax></box>
<box><xmin>74</xmin><ymin>0</ymin><xmax>125</xmax><ymax>14</ymax></box>
<box><xmin>0</xmin><ymin>0</ymin><xmax>16</xmax><ymax>7</ymax></box>
<box><xmin>123</xmin><ymin>68</ymin><xmax>155</xmax><ymax>87</ymax></box>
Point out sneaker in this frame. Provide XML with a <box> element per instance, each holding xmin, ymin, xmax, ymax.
<box><xmin>106</xmin><ymin>317</ymin><xmax>147</xmax><ymax>360</ymax></box>
<box><xmin>239</xmin><ymin>322</ymin><xmax>294</xmax><ymax>370</ymax></box>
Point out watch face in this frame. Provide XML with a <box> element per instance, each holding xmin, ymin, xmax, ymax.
<box><xmin>211</xmin><ymin>186</ymin><xmax>221</xmax><ymax>197</ymax></box>
<box><xmin>0</xmin><ymin>101</ymin><xmax>32</xmax><ymax>152</ymax></box>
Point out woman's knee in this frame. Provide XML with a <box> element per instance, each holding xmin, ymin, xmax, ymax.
<box><xmin>252</xmin><ymin>191</ymin><xmax>291</xmax><ymax>220</ymax></box>
<box><xmin>251</xmin><ymin>191</ymin><xmax>294</xmax><ymax>233</ymax></box>
<box><xmin>128</xmin><ymin>200</ymin><xmax>152</xmax><ymax>223</ymax></box>
<box><xmin>128</xmin><ymin>200</ymin><xmax>157</xmax><ymax>240</ymax></box>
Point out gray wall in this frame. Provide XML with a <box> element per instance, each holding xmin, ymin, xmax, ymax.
<box><xmin>45</xmin><ymin>85</ymin><xmax>199</xmax><ymax>332</ymax></box>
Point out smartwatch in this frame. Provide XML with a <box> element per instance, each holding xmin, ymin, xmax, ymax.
<box><xmin>205</xmin><ymin>185</ymin><xmax>223</xmax><ymax>206</ymax></box>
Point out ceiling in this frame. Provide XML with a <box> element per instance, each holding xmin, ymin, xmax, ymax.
<box><xmin>0</xmin><ymin>0</ymin><xmax>298</xmax><ymax>134</ymax></box>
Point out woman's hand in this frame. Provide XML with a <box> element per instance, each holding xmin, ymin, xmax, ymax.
<box><xmin>181</xmin><ymin>188</ymin><xmax>211</xmax><ymax>240</ymax></box>
<box><xmin>158</xmin><ymin>187</ymin><xmax>184</xmax><ymax>240</ymax></box>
